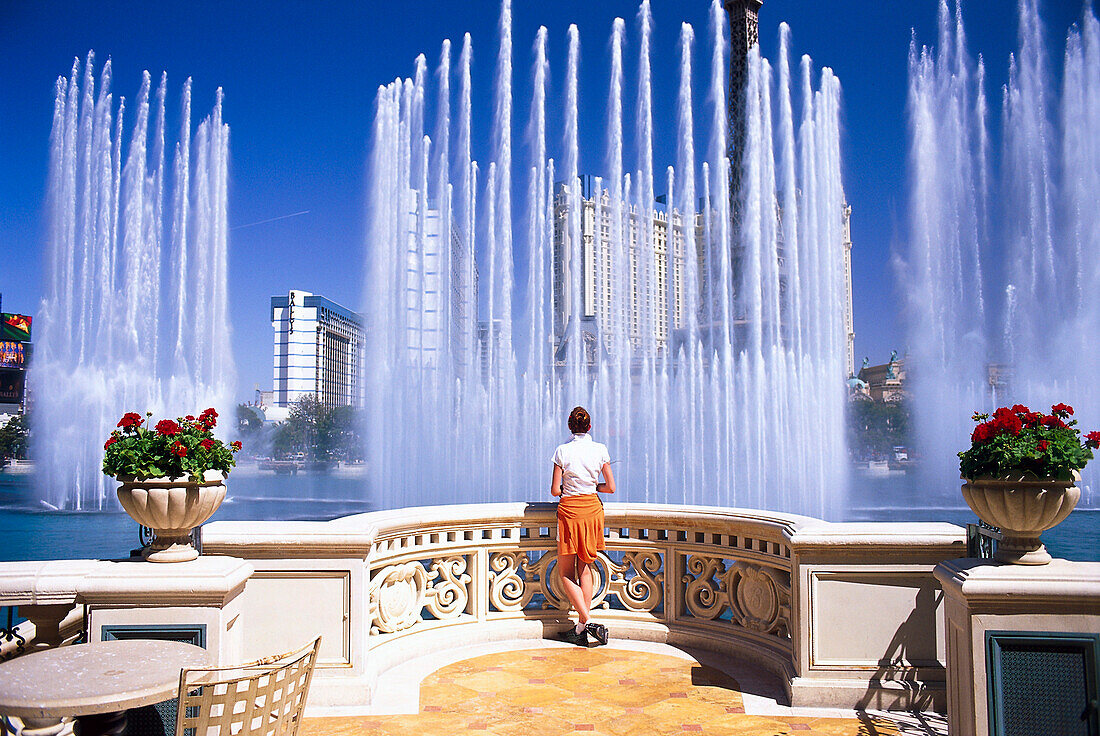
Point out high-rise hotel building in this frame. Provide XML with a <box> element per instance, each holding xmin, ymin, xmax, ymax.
<box><xmin>552</xmin><ymin>176</ymin><xmax>855</xmax><ymax>373</ymax></box>
<box><xmin>271</xmin><ymin>290</ymin><xmax>364</xmax><ymax>409</ymax></box>
<box><xmin>553</xmin><ymin>177</ymin><xmax>697</xmax><ymax>358</ymax></box>
<box><xmin>401</xmin><ymin>190</ymin><xmax>477</xmax><ymax>372</ymax></box>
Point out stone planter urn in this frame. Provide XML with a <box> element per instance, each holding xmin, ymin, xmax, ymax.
<box><xmin>961</xmin><ymin>472</ymin><xmax>1080</xmax><ymax>565</ymax></box>
<box><xmin>116</xmin><ymin>470</ymin><xmax>227</xmax><ymax>562</ymax></box>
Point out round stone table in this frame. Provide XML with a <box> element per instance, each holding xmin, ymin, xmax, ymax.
<box><xmin>0</xmin><ymin>639</ymin><xmax>209</xmax><ymax>736</ymax></box>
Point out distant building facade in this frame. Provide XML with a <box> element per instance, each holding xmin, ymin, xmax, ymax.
<box><xmin>842</xmin><ymin>205</ymin><xmax>855</xmax><ymax>379</ymax></box>
<box><xmin>551</xmin><ymin>177</ymin><xmax>854</xmax><ymax>375</ymax></box>
<box><xmin>401</xmin><ymin>190</ymin><xmax>477</xmax><ymax>372</ymax></box>
<box><xmin>271</xmin><ymin>290</ymin><xmax>364</xmax><ymax>409</ymax></box>
<box><xmin>552</xmin><ymin>177</ymin><xmax>694</xmax><ymax>358</ymax></box>
<box><xmin>857</xmin><ymin>353</ymin><xmax>908</xmax><ymax>403</ymax></box>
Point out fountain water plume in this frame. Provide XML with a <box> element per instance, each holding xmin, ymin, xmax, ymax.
<box><xmin>905</xmin><ymin>0</ymin><xmax>1100</xmax><ymax>504</ymax></box>
<box><xmin>364</xmin><ymin>0</ymin><xmax>850</xmax><ymax>517</ymax></box>
<box><xmin>35</xmin><ymin>54</ymin><xmax>233</xmax><ymax>510</ymax></box>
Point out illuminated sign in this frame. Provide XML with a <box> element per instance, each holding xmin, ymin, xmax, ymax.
<box><xmin>0</xmin><ymin>342</ymin><xmax>24</xmax><ymax>367</ymax></box>
<box><xmin>0</xmin><ymin>314</ymin><xmax>31</xmax><ymax>343</ymax></box>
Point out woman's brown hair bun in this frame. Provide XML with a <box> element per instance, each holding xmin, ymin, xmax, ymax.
<box><xmin>568</xmin><ymin>406</ymin><xmax>591</xmax><ymax>434</ymax></box>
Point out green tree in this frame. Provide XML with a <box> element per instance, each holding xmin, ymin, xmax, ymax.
<box><xmin>0</xmin><ymin>414</ymin><xmax>30</xmax><ymax>462</ymax></box>
<box><xmin>270</xmin><ymin>397</ymin><xmax>364</xmax><ymax>462</ymax></box>
<box><xmin>847</xmin><ymin>400</ymin><xmax>910</xmax><ymax>460</ymax></box>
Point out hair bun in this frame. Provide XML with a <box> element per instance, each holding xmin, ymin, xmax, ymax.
<box><xmin>568</xmin><ymin>406</ymin><xmax>591</xmax><ymax>433</ymax></box>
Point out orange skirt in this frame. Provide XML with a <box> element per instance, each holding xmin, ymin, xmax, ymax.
<box><xmin>557</xmin><ymin>494</ymin><xmax>605</xmax><ymax>564</ymax></box>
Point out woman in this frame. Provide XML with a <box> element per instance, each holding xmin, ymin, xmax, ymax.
<box><xmin>550</xmin><ymin>406</ymin><xmax>615</xmax><ymax>646</ymax></box>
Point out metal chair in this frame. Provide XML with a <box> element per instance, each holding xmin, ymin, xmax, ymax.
<box><xmin>174</xmin><ymin>637</ymin><xmax>321</xmax><ymax>736</ymax></box>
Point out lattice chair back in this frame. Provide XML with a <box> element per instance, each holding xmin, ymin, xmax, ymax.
<box><xmin>174</xmin><ymin>636</ymin><xmax>321</xmax><ymax>736</ymax></box>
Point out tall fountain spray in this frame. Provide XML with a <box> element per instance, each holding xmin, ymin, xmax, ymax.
<box><xmin>364</xmin><ymin>0</ymin><xmax>849</xmax><ymax>517</ymax></box>
<box><xmin>34</xmin><ymin>53</ymin><xmax>234</xmax><ymax>510</ymax></box>
<box><xmin>906</xmin><ymin>0</ymin><xmax>1100</xmax><ymax>504</ymax></box>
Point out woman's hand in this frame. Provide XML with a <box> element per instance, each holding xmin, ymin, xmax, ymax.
<box><xmin>550</xmin><ymin>464</ymin><xmax>563</xmax><ymax>497</ymax></box>
<box><xmin>597</xmin><ymin>462</ymin><xmax>616</xmax><ymax>494</ymax></box>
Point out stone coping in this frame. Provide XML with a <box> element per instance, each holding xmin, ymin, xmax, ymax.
<box><xmin>935</xmin><ymin>557</ymin><xmax>1100</xmax><ymax>605</ymax></box>
<box><xmin>0</xmin><ymin>556</ymin><xmax>252</xmax><ymax>608</ymax></box>
<box><xmin>203</xmin><ymin>501</ymin><xmax>965</xmax><ymax>554</ymax></box>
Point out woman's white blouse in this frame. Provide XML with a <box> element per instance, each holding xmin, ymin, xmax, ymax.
<box><xmin>552</xmin><ymin>433</ymin><xmax>611</xmax><ymax>497</ymax></box>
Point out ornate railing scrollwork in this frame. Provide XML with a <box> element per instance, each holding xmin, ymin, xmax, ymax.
<box><xmin>425</xmin><ymin>556</ymin><xmax>471</xmax><ymax>619</ymax></box>
<box><xmin>682</xmin><ymin>555</ymin><xmax>727</xmax><ymax>620</ymax></box>
<box><xmin>488</xmin><ymin>552</ymin><xmax>533</xmax><ymax>611</ymax></box>
<box><xmin>367</xmin><ymin>508</ymin><xmax>797</xmax><ymax>650</ymax></box>
<box><xmin>610</xmin><ymin>551</ymin><xmax>664</xmax><ymax>612</ymax></box>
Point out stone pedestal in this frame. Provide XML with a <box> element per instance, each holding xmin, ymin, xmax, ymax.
<box><xmin>80</xmin><ymin>556</ymin><xmax>252</xmax><ymax>665</ymax></box>
<box><xmin>788</xmin><ymin>523</ymin><xmax>966</xmax><ymax>711</ymax></box>
<box><xmin>934</xmin><ymin>558</ymin><xmax>1100</xmax><ymax>736</ymax></box>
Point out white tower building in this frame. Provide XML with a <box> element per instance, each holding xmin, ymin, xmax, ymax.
<box><xmin>271</xmin><ymin>290</ymin><xmax>364</xmax><ymax>409</ymax></box>
<box><xmin>552</xmin><ymin>178</ymin><xmax>692</xmax><ymax>358</ymax></box>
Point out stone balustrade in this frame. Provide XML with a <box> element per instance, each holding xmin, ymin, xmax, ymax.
<box><xmin>0</xmin><ymin>504</ymin><xmax>966</xmax><ymax>712</ymax></box>
<box><xmin>201</xmin><ymin>502</ymin><xmax>965</xmax><ymax>711</ymax></box>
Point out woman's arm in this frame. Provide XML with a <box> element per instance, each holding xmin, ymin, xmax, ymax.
<box><xmin>550</xmin><ymin>464</ymin><xmax>563</xmax><ymax>497</ymax></box>
<box><xmin>596</xmin><ymin>462</ymin><xmax>616</xmax><ymax>494</ymax></box>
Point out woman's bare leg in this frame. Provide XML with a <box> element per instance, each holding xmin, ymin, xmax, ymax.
<box><xmin>578</xmin><ymin>561</ymin><xmax>593</xmax><ymax>609</ymax></box>
<box><xmin>557</xmin><ymin>554</ymin><xmax>590</xmax><ymax>625</ymax></box>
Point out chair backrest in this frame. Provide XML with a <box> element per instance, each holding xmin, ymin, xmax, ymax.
<box><xmin>175</xmin><ymin>636</ymin><xmax>321</xmax><ymax>736</ymax></box>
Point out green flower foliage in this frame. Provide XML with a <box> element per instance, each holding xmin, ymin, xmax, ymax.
<box><xmin>102</xmin><ymin>408</ymin><xmax>242</xmax><ymax>482</ymax></box>
<box><xmin>958</xmin><ymin>403</ymin><xmax>1098</xmax><ymax>481</ymax></box>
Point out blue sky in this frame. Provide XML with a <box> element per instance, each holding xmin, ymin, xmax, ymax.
<box><xmin>0</xmin><ymin>0</ymin><xmax>1088</xmax><ymax>401</ymax></box>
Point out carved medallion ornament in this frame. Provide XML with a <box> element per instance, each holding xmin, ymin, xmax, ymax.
<box><xmin>727</xmin><ymin>563</ymin><xmax>791</xmax><ymax>636</ymax></box>
<box><xmin>370</xmin><ymin>562</ymin><xmax>428</xmax><ymax>634</ymax></box>
<box><xmin>545</xmin><ymin>554</ymin><xmax>611</xmax><ymax>610</ymax></box>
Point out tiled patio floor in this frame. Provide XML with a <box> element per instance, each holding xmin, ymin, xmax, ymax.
<box><xmin>302</xmin><ymin>645</ymin><xmax>944</xmax><ymax>736</ymax></box>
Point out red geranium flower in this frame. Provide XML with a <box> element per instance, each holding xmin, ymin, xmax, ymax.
<box><xmin>104</xmin><ymin>436</ymin><xmax>118</xmax><ymax>450</ymax></box>
<box><xmin>1051</xmin><ymin>403</ymin><xmax>1074</xmax><ymax>417</ymax></box>
<box><xmin>971</xmin><ymin>422</ymin><xmax>995</xmax><ymax>444</ymax></box>
<box><xmin>172</xmin><ymin>442</ymin><xmax>188</xmax><ymax>457</ymax></box>
<box><xmin>1037</xmin><ymin>439</ymin><xmax>1049</xmax><ymax>452</ymax></box>
<box><xmin>117</xmin><ymin>412</ymin><xmax>143</xmax><ymax>429</ymax></box>
<box><xmin>992</xmin><ymin>408</ymin><xmax>1023</xmax><ymax>435</ymax></box>
<box><xmin>1041</xmin><ymin>415</ymin><xmax>1066</xmax><ymax>429</ymax></box>
<box><xmin>200</xmin><ymin>439</ymin><xmax>214</xmax><ymax>450</ymax></box>
<box><xmin>1010</xmin><ymin>404</ymin><xmax>1030</xmax><ymax>414</ymax></box>
<box><xmin>1086</xmin><ymin>431</ymin><xmax>1100</xmax><ymax>449</ymax></box>
<box><xmin>155</xmin><ymin>419</ymin><xmax>181</xmax><ymax>436</ymax></box>
<box><xmin>230</xmin><ymin>440</ymin><xmax>242</xmax><ymax>451</ymax></box>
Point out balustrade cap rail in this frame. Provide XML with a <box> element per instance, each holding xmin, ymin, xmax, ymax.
<box><xmin>935</xmin><ymin>558</ymin><xmax>1100</xmax><ymax>604</ymax></box>
<box><xmin>210</xmin><ymin>502</ymin><xmax>817</xmax><ymax>540</ymax></box>
<box><xmin>0</xmin><ymin>558</ymin><xmax>252</xmax><ymax>608</ymax></box>
<box><xmin>0</xmin><ymin>560</ymin><xmax>101</xmax><ymax>607</ymax></box>
<box><xmin>203</xmin><ymin>521</ymin><xmax>378</xmax><ymax>557</ymax></box>
<box><xmin>789</xmin><ymin>522</ymin><xmax>967</xmax><ymax>551</ymax></box>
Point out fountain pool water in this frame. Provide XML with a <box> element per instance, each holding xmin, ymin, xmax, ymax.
<box><xmin>364</xmin><ymin>0</ymin><xmax>850</xmax><ymax>517</ymax></box>
<box><xmin>905</xmin><ymin>0</ymin><xmax>1100</xmax><ymax>507</ymax></box>
<box><xmin>32</xmin><ymin>53</ymin><xmax>234</xmax><ymax>511</ymax></box>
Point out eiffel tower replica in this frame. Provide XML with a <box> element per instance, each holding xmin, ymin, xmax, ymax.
<box><xmin>725</xmin><ymin>0</ymin><xmax>762</xmax><ymax>216</ymax></box>
<box><xmin>722</xmin><ymin>0</ymin><xmax>856</xmax><ymax>378</ymax></box>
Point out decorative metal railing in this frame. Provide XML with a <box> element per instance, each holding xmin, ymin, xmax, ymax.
<box><xmin>965</xmin><ymin>520</ymin><xmax>1001</xmax><ymax>559</ymax></box>
<box><xmin>0</xmin><ymin>607</ymin><xmax>28</xmax><ymax>661</ymax></box>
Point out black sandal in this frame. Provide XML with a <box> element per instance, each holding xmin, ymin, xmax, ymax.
<box><xmin>558</xmin><ymin>626</ymin><xmax>590</xmax><ymax>646</ymax></box>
